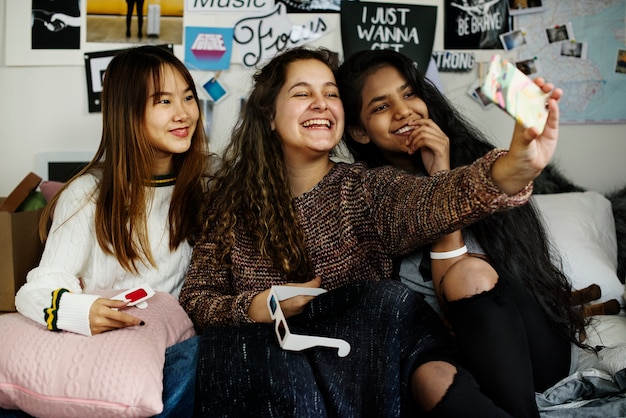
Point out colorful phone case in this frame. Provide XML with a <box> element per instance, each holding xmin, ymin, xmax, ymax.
<box><xmin>480</xmin><ymin>54</ymin><xmax>550</xmax><ymax>131</ymax></box>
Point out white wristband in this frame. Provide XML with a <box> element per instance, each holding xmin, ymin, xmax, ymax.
<box><xmin>430</xmin><ymin>245</ymin><xmax>468</xmax><ymax>260</ymax></box>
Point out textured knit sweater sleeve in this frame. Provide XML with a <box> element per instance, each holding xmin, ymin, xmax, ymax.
<box><xmin>367</xmin><ymin>148</ymin><xmax>532</xmax><ymax>256</ymax></box>
<box><xmin>179</xmin><ymin>224</ymin><xmax>260</xmax><ymax>332</ymax></box>
<box><xmin>15</xmin><ymin>176</ymin><xmax>100</xmax><ymax>336</ymax></box>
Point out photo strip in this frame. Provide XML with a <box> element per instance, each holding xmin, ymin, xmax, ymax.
<box><xmin>500</xmin><ymin>29</ymin><xmax>527</xmax><ymax>51</ymax></box>
<box><xmin>561</xmin><ymin>41</ymin><xmax>588</xmax><ymax>59</ymax></box>
<box><xmin>515</xmin><ymin>57</ymin><xmax>541</xmax><ymax>77</ymax></box>
<box><xmin>545</xmin><ymin>23</ymin><xmax>574</xmax><ymax>44</ymax></box>
<box><xmin>467</xmin><ymin>79</ymin><xmax>494</xmax><ymax>110</ymax></box>
<box><xmin>616</xmin><ymin>49</ymin><xmax>626</xmax><ymax>74</ymax></box>
<box><xmin>507</xmin><ymin>0</ymin><xmax>544</xmax><ymax>16</ymax></box>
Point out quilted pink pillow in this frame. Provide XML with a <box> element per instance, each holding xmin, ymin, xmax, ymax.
<box><xmin>0</xmin><ymin>291</ymin><xmax>195</xmax><ymax>417</ymax></box>
<box><xmin>39</xmin><ymin>180</ymin><xmax>65</xmax><ymax>202</ymax></box>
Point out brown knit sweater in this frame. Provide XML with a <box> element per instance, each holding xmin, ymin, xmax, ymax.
<box><xmin>180</xmin><ymin>149</ymin><xmax>532</xmax><ymax>331</ymax></box>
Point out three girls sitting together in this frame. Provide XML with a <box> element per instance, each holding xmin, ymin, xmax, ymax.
<box><xmin>14</xmin><ymin>45</ymin><xmax>587</xmax><ymax>418</ymax></box>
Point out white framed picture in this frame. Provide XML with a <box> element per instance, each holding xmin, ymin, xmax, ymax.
<box><xmin>6</xmin><ymin>0</ymin><xmax>84</xmax><ymax>66</ymax></box>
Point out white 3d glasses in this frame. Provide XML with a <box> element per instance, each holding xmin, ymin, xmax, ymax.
<box><xmin>267</xmin><ymin>286</ymin><xmax>351</xmax><ymax>357</ymax></box>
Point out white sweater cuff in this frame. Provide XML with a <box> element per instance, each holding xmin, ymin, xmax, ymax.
<box><xmin>56</xmin><ymin>292</ymin><xmax>101</xmax><ymax>336</ymax></box>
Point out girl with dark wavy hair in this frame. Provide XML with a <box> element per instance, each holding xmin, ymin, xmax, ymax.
<box><xmin>336</xmin><ymin>48</ymin><xmax>588</xmax><ymax>417</ymax></box>
<box><xmin>181</xmin><ymin>45</ymin><xmax>563</xmax><ymax>417</ymax></box>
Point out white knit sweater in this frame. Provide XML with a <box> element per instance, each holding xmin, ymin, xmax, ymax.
<box><xmin>14</xmin><ymin>174</ymin><xmax>192</xmax><ymax>336</ymax></box>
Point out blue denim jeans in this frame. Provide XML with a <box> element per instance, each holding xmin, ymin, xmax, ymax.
<box><xmin>156</xmin><ymin>335</ymin><xmax>200</xmax><ymax>417</ymax></box>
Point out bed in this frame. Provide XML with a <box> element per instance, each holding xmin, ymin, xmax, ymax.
<box><xmin>532</xmin><ymin>166</ymin><xmax>626</xmax><ymax>416</ymax></box>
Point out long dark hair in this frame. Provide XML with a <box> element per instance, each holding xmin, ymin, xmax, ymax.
<box><xmin>336</xmin><ymin>49</ymin><xmax>588</xmax><ymax>348</ymax></box>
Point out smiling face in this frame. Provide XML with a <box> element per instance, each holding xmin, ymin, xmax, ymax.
<box><xmin>270</xmin><ymin>58</ymin><xmax>344</xmax><ymax>165</ymax></box>
<box><xmin>143</xmin><ymin>64</ymin><xmax>199</xmax><ymax>174</ymax></box>
<box><xmin>356</xmin><ymin>65</ymin><xmax>429</xmax><ymax>166</ymax></box>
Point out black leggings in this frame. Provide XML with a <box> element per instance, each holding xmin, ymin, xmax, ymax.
<box><xmin>446</xmin><ymin>276</ymin><xmax>571</xmax><ymax>418</ymax></box>
<box><xmin>126</xmin><ymin>0</ymin><xmax>145</xmax><ymax>34</ymax></box>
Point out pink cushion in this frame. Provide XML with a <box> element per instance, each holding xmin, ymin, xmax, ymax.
<box><xmin>0</xmin><ymin>291</ymin><xmax>196</xmax><ymax>417</ymax></box>
<box><xmin>39</xmin><ymin>181</ymin><xmax>65</xmax><ymax>202</ymax></box>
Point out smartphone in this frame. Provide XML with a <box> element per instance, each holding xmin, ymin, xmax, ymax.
<box><xmin>480</xmin><ymin>54</ymin><xmax>551</xmax><ymax>131</ymax></box>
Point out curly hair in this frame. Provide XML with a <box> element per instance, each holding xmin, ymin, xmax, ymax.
<box><xmin>204</xmin><ymin>47</ymin><xmax>339</xmax><ymax>281</ymax></box>
<box><xmin>336</xmin><ymin>49</ymin><xmax>589</xmax><ymax>349</ymax></box>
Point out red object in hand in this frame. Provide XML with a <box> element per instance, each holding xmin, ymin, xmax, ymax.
<box><xmin>112</xmin><ymin>285</ymin><xmax>155</xmax><ymax>309</ymax></box>
<box><xmin>125</xmin><ymin>288</ymin><xmax>148</xmax><ymax>302</ymax></box>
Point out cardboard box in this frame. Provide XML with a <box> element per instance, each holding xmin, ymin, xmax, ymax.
<box><xmin>0</xmin><ymin>173</ymin><xmax>45</xmax><ymax>312</ymax></box>
<box><xmin>0</xmin><ymin>172</ymin><xmax>42</xmax><ymax>212</ymax></box>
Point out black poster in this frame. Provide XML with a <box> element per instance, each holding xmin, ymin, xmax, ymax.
<box><xmin>31</xmin><ymin>0</ymin><xmax>81</xmax><ymax>49</ymax></box>
<box><xmin>341</xmin><ymin>2</ymin><xmax>437</xmax><ymax>73</ymax></box>
<box><xmin>444</xmin><ymin>0</ymin><xmax>510</xmax><ymax>50</ymax></box>
<box><xmin>84</xmin><ymin>45</ymin><xmax>174</xmax><ymax>113</ymax></box>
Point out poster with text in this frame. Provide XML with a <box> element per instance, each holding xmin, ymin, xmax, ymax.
<box><xmin>341</xmin><ymin>2</ymin><xmax>437</xmax><ymax>73</ymax></box>
<box><xmin>234</xmin><ymin>3</ymin><xmax>331</xmax><ymax>68</ymax></box>
<box><xmin>444</xmin><ymin>0</ymin><xmax>510</xmax><ymax>50</ymax></box>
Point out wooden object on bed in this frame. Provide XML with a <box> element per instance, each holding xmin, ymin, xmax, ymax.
<box><xmin>572</xmin><ymin>284</ymin><xmax>622</xmax><ymax>317</ymax></box>
<box><xmin>582</xmin><ymin>299</ymin><xmax>621</xmax><ymax>317</ymax></box>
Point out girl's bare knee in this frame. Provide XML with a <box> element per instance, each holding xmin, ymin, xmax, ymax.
<box><xmin>411</xmin><ymin>361</ymin><xmax>456</xmax><ymax>412</ymax></box>
<box><xmin>441</xmin><ymin>257</ymin><xmax>498</xmax><ymax>301</ymax></box>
